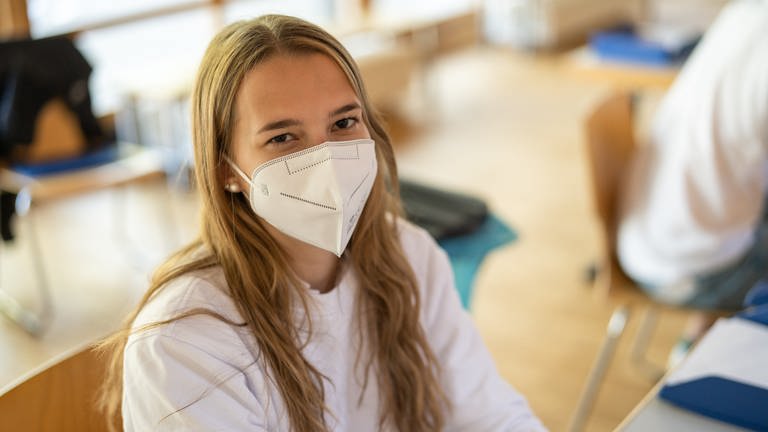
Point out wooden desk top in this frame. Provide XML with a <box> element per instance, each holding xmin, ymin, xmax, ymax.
<box><xmin>564</xmin><ymin>46</ymin><xmax>680</xmax><ymax>90</ymax></box>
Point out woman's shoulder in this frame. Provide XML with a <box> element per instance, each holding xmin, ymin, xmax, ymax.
<box><xmin>393</xmin><ymin>217</ymin><xmax>452</xmax><ymax>285</ymax></box>
<box><xmin>125</xmin><ymin>265</ymin><xmax>256</xmax><ymax>366</ymax></box>
<box><xmin>130</xmin><ymin>265</ymin><xmax>243</xmax><ymax>339</ymax></box>
<box><xmin>394</xmin><ymin>217</ymin><xmax>440</xmax><ymax>254</ymax></box>
<box><xmin>394</xmin><ymin>217</ymin><xmax>448</xmax><ymax>263</ymax></box>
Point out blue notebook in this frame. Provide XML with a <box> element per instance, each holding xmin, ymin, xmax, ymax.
<box><xmin>658</xmin><ymin>317</ymin><xmax>768</xmax><ymax>430</ymax></box>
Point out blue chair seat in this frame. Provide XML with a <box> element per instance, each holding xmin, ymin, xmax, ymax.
<box><xmin>11</xmin><ymin>144</ymin><xmax>119</xmax><ymax>177</ymax></box>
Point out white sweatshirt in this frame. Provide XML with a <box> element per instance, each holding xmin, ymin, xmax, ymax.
<box><xmin>617</xmin><ymin>0</ymin><xmax>768</xmax><ymax>297</ymax></box>
<box><xmin>122</xmin><ymin>219</ymin><xmax>545</xmax><ymax>431</ymax></box>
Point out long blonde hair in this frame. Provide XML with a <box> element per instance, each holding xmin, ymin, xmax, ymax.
<box><xmin>99</xmin><ymin>14</ymin><xmax>448</xmax><ymax>431</ymax></box>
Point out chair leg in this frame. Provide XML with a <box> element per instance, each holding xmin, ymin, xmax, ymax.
<box><xmin>629</xmin><ymin>305</ymin><xmax>666</xmax><ymax>381</ymax></box>
<box><xmin>111</xmin><ymin>185</ymin><xmax>145</xmax><ymax>269</ymax></box>
<box><xmin>111</xmin><ymin>180</ymin><xmax>178</xmax><ymax>271</ymax></box>
<box><xmin>567</xmin><ymin>305</ymin><xmax>630</xmax><ymax>432</ymax></box>
<box><xmin>0</xmin><ymin>290</ymin><xmax>47</xmax><ymax>336</ymax></box>
<box><xmin>0</xmin><ymin>192</ymin><xmax>53</xmax><ymax>336</ymax></box>
<box><xmin>584</xmin><ymin>262</ymin><xmax>601</xmax><ymax>284</ymax></box>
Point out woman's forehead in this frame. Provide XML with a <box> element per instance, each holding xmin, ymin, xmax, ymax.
<box><xmin>244</xmin><ymin>53</ymin><xmax>355</xmax><ymax>99</ymax></box>
<box><xmin>230</xmin><ymin>53</ymin><xmax>361</xmax><ymax>135</ymax></box>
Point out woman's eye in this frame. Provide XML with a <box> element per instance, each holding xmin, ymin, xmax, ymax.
<box><xmin>334</xmin><ymin>117</ymin><xmax>357</xmax><ymax>130</ymax></box>
<box><xmin>267</xmin><ymin>133</ymin><xmax>293</xmax><ymax>144</ymax></box>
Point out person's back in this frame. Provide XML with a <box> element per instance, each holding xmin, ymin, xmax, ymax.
<box><xmin>618</xmin><ymin>0</ymin><xmax>768</xmax><ymax>308</ymax></box>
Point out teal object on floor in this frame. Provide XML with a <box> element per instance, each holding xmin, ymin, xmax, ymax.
<box><xmin>438</xmin><ymin>214</ymin><xmax>517</xmax><ymax>309</ymax></box>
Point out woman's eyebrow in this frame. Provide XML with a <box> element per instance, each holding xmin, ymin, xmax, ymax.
<box><xmin>257</xmin><ymin>118</ymin><xmax>301</xmax><ymax>134</ymax></box>
<box><xmin>330</xmin><ymin>103</ymin><xmax>361</xmax><ymax>117</ymax></box>
<box><xmin>256</xmin><ymin>103</ymin><xmax>360</xmax><ymax>133</ymax></box>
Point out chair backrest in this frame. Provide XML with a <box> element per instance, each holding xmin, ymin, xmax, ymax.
<box><xmin>583</xmin><ymin>91</ymin><xmax>637</xmax><ymax>296</ymax></box>
<box><xmin>0</xmin><ymin>344</ymin><xmax>114</xmax><ymax>431</ymax></box>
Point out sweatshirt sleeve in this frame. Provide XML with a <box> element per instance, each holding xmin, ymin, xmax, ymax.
<box><xmin>122</xmin><ymin>314</ymin><xmax>268</xmax><ymax>431</ymax></box>
<box><xmin>410</xmin><ymin>224</ymin><xmax>547</xmax><ymax>432</ymax></box>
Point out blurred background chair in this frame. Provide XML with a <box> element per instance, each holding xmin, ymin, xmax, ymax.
<box><xmin>0</xmin><ymin>36</ymin><xmax>166</xmax><ymax>337</ymax></box>
<box><xmin>0</xmin><ymin>342</ymin><xmax>112</xmax><ymax>431</ymax></box>
<box><xmin>568</xmin><ymin>90</ymin><xmax>670</xmax><ymax>432</ymax></box>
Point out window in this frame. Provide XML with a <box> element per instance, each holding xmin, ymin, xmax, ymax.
<box><xmin>26</xmin><ymin>0</ymin><xmax>334</xmax><ymax>114</ymax></box>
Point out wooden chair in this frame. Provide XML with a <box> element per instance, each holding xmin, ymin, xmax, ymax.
<box><xmin>0</xmin><ymin>343</ymin><xmax>116</xmax><ymax>431</ymax></box>
<box><xmin>0</xmin><ymin>37</ymin><xmax>170</xmax><ymax>337</ymax></box>
<box><xmin>567</xmin><ymin>91</ymin><xmax>669</xmax><ymax>432</ymax></box>
<box><xmin>582</xmin><ymin>91</ymin><xmax>642</xmax><ymax>299</ymax></box>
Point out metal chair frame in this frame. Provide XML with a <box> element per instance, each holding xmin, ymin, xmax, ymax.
<box><xmin>0</xmin><ymin>144</ymin><xmax>166</xmax><ymax>336</ymax></box>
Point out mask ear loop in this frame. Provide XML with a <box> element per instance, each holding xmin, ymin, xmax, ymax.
<box><xmin>223</xmin><ymin>155</ymin><xmax>252</xmax><ymax>185</ymax></box>
<box><xmin>230</xmin><ymin>186</ymin><xmax>236</xmax><ymax>241</ymax></box>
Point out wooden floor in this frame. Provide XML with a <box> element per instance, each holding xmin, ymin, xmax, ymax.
<box><xmin>0</xmin><ymin>45</ymin><xmax>692</xmax><ymax>431</ymax></box>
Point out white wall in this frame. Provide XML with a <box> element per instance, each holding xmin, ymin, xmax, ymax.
<box><xmin>483</xmin><ymin>0</ymin><xmax>637</xmax><ymax>49</ymax></box>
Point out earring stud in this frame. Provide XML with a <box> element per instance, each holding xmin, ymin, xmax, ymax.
<box><xmin>225</xmin><ymin>183</ymin><xmax>241</xmax><ymax>193</ymax></box>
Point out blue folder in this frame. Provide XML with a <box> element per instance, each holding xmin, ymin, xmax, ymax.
<box><xmin>659</xmin><ymin>377</ymin><xmax>768</xmax><ymax>431</ymax></box>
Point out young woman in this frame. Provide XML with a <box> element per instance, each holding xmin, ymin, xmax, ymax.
<box><xmin>100</xmin><ymin>14</ymin><xmax>544</xmax><ymax>432</ymax></box>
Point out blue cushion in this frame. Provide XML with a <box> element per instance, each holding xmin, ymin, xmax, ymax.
<box><xmin>11</xmin><ymin>144</ymin><xmax>119</xmax><ymax>177</ymax></box>
<box><xmin>439</xmin><ymin>214</ymin><xmax>518</xmax><ymax>309</ymax></box>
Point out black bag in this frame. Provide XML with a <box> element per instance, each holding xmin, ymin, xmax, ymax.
<box><xmin>399</xmin><ymin>179</ymin><xmax>488</xmax><ymax>240</ymax></box>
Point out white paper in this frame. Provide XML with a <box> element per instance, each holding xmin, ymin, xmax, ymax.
<box><xmin>665</xmin><ymin>317</ymin><xmax>768</xmax><ymax>390</ymax></box>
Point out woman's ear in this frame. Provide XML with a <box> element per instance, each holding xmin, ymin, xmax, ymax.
<box><xmin>220</xmin><ymin>163</ymin><xmax>243</xmax><ymax>193</ymax></box>
<box><xmin>225</xmin><ymin>181</ymin><xmax>242</xmax><ymax>193</ymax></box>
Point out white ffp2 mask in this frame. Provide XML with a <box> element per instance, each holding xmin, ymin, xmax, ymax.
<box><xmin>227</xmin><ymin>139</ymin><xmax>377</xmax><ymax>256</ymax></box>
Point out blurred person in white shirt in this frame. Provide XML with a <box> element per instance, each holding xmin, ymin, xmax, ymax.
<box><xmin>618</xmin><ymin>0</ymin><xmax>768</xmax><ymax>361</ymax></box>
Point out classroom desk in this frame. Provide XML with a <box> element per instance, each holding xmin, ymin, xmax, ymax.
<box><xmin>617</xmin><ymin>393</ymin><xmax>750</xmax><ymax>431</ymax></box>
<box><xmin>617</xmin><ymin>316</ymin><xmax>768</xmax><ymax>432</ymax></box>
